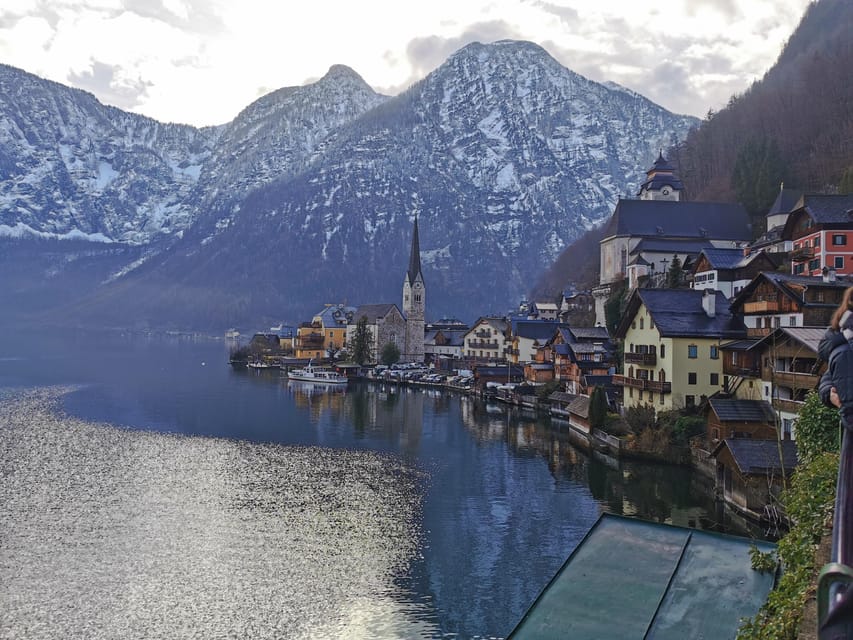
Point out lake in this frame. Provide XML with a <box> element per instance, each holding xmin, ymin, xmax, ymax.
<box><xmin>0</xmin><ymin>330</ymin><xmax>765</xmax><ymax>639</ymax></box>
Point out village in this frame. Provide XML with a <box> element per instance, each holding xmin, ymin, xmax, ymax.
<box><xmin>231</xmin><ymin>154</ymin><xmax>853</xmax><ymax>529</ymax></box>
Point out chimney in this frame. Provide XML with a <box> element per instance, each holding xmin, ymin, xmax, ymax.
<box><xmin>702</xmin><ymin>288</ymin><xmax>716</xmax><ymax>318</ymax></box>
<box><xmin>823</xmin><ymin>267</ymin><xmax>837</xmax><ymax>283</ymax></box>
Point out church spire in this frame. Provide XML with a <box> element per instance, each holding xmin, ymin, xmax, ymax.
<box><xmin>407</xmin><ymin>216</ymin><xmax>423</xmax><ymax>284</ymax></box>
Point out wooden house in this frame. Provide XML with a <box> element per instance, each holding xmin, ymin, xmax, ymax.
<box><xmin>690</xmin><ymin>248</ymin><xmax>777</xmax><ymax>299</ymax></box>
<box><xmin>704</xmin><ymin>398</ymin><xmax>776</xmax><ymax>445</ymax></box>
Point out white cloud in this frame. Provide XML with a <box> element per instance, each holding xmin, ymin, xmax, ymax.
<box><xmin>0</xmin><ymin>0</ymin><xmax>814</xmax><ymax>125</ymax></box>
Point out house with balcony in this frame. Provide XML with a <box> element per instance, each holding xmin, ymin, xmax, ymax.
<box><xmin>540</xmin><ymin>326</ymin><xmax>614</xmax><ymax>395</ymax></box>
<box><xmin>614</xmin><ymin>289</ymin><xmax>746</xmax><ymax>413</ymax></box>
<box><xmin>782</xmin><ymin>194</ymin><xmax>853</xmax><ymax>277</ymax></box>
<box><xmin>730</xmin><ymin>271</ymin><xmax>848</xmax><ymax>338</ymax></box>
<box><xmin>463</xmin><ymin>317</ymin><xmax>510</xmax><ymax>363</ymax></box>
<box><xmin>690</xmin><ymin>248</ymin><xmax>777</xmax><ymax>299</ymax></box>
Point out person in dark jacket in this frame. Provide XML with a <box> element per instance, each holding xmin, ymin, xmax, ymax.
<box><xmin>819</xmin><ymin>286</ymin><xmax>853</xmax><ymax>427</ymax></box>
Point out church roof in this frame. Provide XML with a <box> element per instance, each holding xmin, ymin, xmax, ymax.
<box><xmin>638</xmin><ymin>152</ymin><xmax>684</xmax><ymax>193</ymax></box>
<box><xmin>631</xmin><ymin>238</ymin><xmax>713</xmax><ymax>255</ymax></box>
<box><xmin>767</xmin><ymin>188</ymin><xmax>804</xmax><ymax>217</ymax></box>
<box><xmin>353</xmin><ymin>303</ymin><xmax>403</xmax><ymax>323</ymax></box>
<box><xmin>407</xmin><ymin>216</ymin><xmax>424</xmax><ymax>284</ymax></box>
<box><xmin>603</xmin><ymin>200</ymin><xmax>751</xmax><ymax>242</ymax></box>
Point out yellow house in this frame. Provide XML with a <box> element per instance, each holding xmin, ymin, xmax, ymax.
<box><xmin>614</xmin><ymin>288</ymin><xmax>746</xmax><ymax>413</ymax></box>
<box><xmin>294</xmin><ymin>304</ymin><xmax>356</xmax><ymax>360</ymax></box>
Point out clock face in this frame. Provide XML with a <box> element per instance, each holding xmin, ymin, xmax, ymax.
<box><xmin>662</xmin><ymin>187</ymin><xmax>671</xmax><ymax>196</ymax></box>
<box><xmin>414</xmin><ymin>283</ymin><xmax>421</xmax><ymax>289</ymax></box>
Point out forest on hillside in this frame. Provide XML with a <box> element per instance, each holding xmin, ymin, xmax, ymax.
<box><xmin>532</xmin><ymin>0</ymin><xmax>853</xmax><ymax>301</ymax></box>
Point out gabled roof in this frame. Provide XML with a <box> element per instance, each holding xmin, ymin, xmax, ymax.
<box><xmin>471</xmin><ymin>317</ymin><xmax>510</xmax><ymax>333</ymax></box>
<box><xmin>615</xmin><ymin>289</ymin><xmax>746</xmax><ymax>339</ymax></box>
<box><xmin>549</xmin><ymin>391</ymin><xmax>576</xmax><ymax>404</ymax></box>
<box><xmin>353</xmin><ymin>303</ymin><xmax>402</xmax><ymax>323</ymax></box>
<box><xmin>781</xmin><ymin>194</ymin><xmax>853</xmax><ymax>237</ymax></box>
<box><xmin>694</xmin><ymin>248</ymin><xmax>776</xmax><ymax>272</ymax></box>
<box><xmin>602</xmin><ymin>200</ymin><xmax>751</xmax><ymax>241</ymax></box>
<box><xmin>730</xmin><ymin>272</ymin><xmax>850</xmax><ymax>311</ymax></box>
<box><xmin>631</xmin><ymin>238</ymin><xmax>714</xmax><ymax>254</ymax></box>
<box><xmin>314</xmin><ymin>304</ymin><xmax>356</xmax><ymax>326</ymax></box>
<box><xmin>753</xmin><ymin>326</ymin><xmax>826</xmax><ymax>354</ymax></box>
<box><xmin>568</xmin><ymin>395</ymin><xmax>590</xmax><ymax>418</ymax></box>
<box><xmin>708</xmin><ymin>398</ymin><xmax>775</xmax><ymax>423</ymax></box>
<box><xmin>512</xmin><ymin>319</ymin><xmax>564</xmax><ymax>341</ymax></box>
<box><xmin>713</xmin><ymin>439</ymin><xmax>799</xmax><ymax>475</ymax></box>
<box><xmin>568</xmin><ymin>326</ymin><xmax>611</xmax><ymax>341</ymax></box>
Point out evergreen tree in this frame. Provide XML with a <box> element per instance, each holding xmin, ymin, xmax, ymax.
<box><xmin>732</xmin><ymin>136</ymin><xmax>787</xmax><ymax>217</ymax></box>
<box><xmin>588</xmin><ymin>386</ymin><xmax>608</xmax><ymax>429</ymax></box>
<box><xmin>666</xmin><ymin>254</ymin><xmax>683</xmax><ymax>288</ymax></box>
<box><xmin>350</xmin><ymin>316</ymin><xmax>371</xmax><ymax>365</ymax></box>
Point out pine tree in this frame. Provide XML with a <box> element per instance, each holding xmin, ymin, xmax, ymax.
<box><xmin>350</xmin><ymin>316</ymin><xmax>371</xmax><ymax>365</ymax></box>
<box><xmin>666</xmin><ymin>255</ymin><xmax>683</xmax><ymax>288</ymax></box>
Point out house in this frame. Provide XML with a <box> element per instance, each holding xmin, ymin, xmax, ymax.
<box><xmin>690</xmin><ymin>248</ymin><xmax>777</xmax><ymax>299</ymax></box>
<box><xmin>730</xmin><ymin>271</ymin><xmax>848</xmax><ymax>338</ymax></box>
<box><xmin>704</xmin><ymin>398</ymin><xmax>777</xmax><ymax>444</ymax></box>
<box><xmin>524</xmin><ymin>362</ymin><xmax>554</xmax><ymax>384</ymax></box>
<box><xmin>311</xmin><ymin>304</ymin><xmax>355</xmax><ymax>352</ymax></box>
<box><xmin>782</xmin><ymin>194</ymin><xmax>853</xmax><ymax>277</ymax></box>
<box><xmin>542</xmin><ymin>326</ymin><xmax>614</xmax><ymax>395</ymax></box>
<box><xmin>424</xmin><ymin>328</ymin><xmax>467</xmax><ymax>366</ymax></box>
<box><xmin>473</xmin><ymin>364</ymin><xmax>524</xmax><ymax>388</ymax></box>
<box><xmin>593</xmin><ymin>153</ymin><xmax>752</xmax><ymax>325</ymax></box>
<box><xmin>347</xmin><ymin>303</ymin><xmax>407</xmax><ymax>364</ymax></box>
<box><xmin>558</xmin><ymin>289</ymin><xmax>594</xmax><ymax>323</ymax></box>
<box><xmin>712</xmin><ymin>438</ymin><xmax>798</xmax><ymax>518</ymax></box>
<box><xmin>463</xmin><ymin>317</ymin><xmax>510</xmax><ymax>363</ymax></box>
<box><xmin>508</xmin><ymin>319</ymin><xmax>564</xmax><ymax>363</ymax></box>
<box><xmin>613</xmin><ymin>289</ymin><xmax>746</xmax><ymax>413</ymax></box>
<box><xmin>548</xmin><ymin>391</ymin><xmax>576</xmax><ymax>419</ymax></box>
<box><xmin>531</xmin><ymin>301</ymin><xmax>559</xmax><ymax>320</ymax></box>
<box><xmin>567</xmin><ymin>395</ymin><xmax>592</xmax><ymax>435</ymax></box>
<box><xmin>754</xmin><ymin>326</ymin><xmax>825</xmax><ymax>439</ymax></box>
<box><xmin>294</xmin><ymin>323</ymin><xmax>327</xmax><ymax>360</ymax></box>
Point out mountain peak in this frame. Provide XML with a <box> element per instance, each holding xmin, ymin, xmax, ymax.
<box><xmin>318</xmin><ymin>64</ymin><xmax>371</xmax><ymax>89</ymax></box>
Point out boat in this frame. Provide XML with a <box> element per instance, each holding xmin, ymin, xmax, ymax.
<box><xmin>225</xmin><ymin>328</ymin><xmax>240</xmax><ymax>339</ymax></box>
<box><xmin>247</xmin><ymin>360</ymin><xmax>276</xmax><ymax>370</ymax></box>
<box><xmin>287</xmin><ymin>361</ymin><xmax>348</xmax><ymax>385</ymax></box>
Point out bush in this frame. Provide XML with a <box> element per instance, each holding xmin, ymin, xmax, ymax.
<box><xmin>671</xmin><ymin>415</ymin><xmax>705</xmax><ymax>445</ymax></box>
<box><xmin>794</xmin><ymin>391</ymin><xmax>841</xmax><ymax>464</ymax></box>
<box><xmin>624</xmin><ymin>404</ymin><xmax>656</xmax><ymax>433</ymax></box>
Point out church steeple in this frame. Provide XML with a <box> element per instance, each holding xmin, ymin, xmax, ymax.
<box><xmin>403</xmin><ymin>216</ymin><xmax>425</xmax><ymax>363</ymax></box>
<box><xmin>638</xmin><ymin>151</ymin><xmax>683</xmax><ymax>201</ymax></box>
<box><xmin>407</xmin><ymin>216</ymin><xmax>423</xmax><ymax>285</ymax></box>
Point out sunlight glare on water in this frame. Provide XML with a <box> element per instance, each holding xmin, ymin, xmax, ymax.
<box><xmin>0</xmin><ymin>388</ymin><xmax>432</xmax><ymax>639</ymax></box>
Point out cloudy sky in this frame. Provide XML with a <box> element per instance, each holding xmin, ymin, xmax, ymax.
<box><xmin>1</xmin><ymin>0</ymin><xmax>813</xmax><ymax>127</ymax></box>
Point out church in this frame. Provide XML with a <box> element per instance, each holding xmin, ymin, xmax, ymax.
<box><xmin>592</xmin><ymin>153</ymin><xmax>752</xmax><ymax>326</ymax></box>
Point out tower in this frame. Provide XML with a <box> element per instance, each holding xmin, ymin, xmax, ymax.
<box><xmin>637</xmin><ymin>151</ymin><xmax>683</xmax><ymax>201</ymax></box>
<box><xmin>403</xmin><ymin>217</ymin><xmax>425</xmax><ymax>362</ymax></box>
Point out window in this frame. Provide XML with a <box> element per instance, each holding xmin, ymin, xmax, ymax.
<box><xmin>650</xmin><ymin>317</ymin><xmax>655</xmax><ymax>329</ymax></box>
<box><xmin>814</xmin><ymin>236</ymin><xmax>821</xmax><ymax>247</ymax></box>
<box><xmin>710</xmin><ymin>345</ymin><xmax>719</xmax><ymax>359</ymax></box>
<box><xmin>789</xmin><ymin>315</ymin><xmax>797</xmax><ymax>326</ymax></box>
<box><xmin>833</xmin><ymin>234</ymin><xmax>847</xmax><ymax>245</ymax></box>
<box><xmin>710</xmin><ymin>373</ymin><xmax>719</xmax><ymax>386</ymax></box>
<box><xmin>809</xmin><ymin>258</ymin><xmax>820</xmax><ymax>271</ymax></box>
<box><xmin>659</xmin><ymin>393</ymin><xmax>665</xmax><ymax>405</ymax></box>
<box><xmin>688</xmin><ymin>372</ymin><xmax>697</xmax><ymax>385</ymax></box>
<box><xmin>660</xmin><ymin>344</ymin><xmax>666</xmax><ymax>358</ymax></box>
<box><xmin>688</xmin><ymin>344</ymin><xmax>698</xmax><ymax>359</ymax></box>
<box><xmin>794</xmin><ymin>263</ymin><xmax>805</xmax><ymax>275</ymax></box>
<box><xmin>629</xmin><ymin>387</ymin><xmax>634</xmax><ymax>398</ymax></box>
<box><xmin>774</xmin><ymin>316</ymin><xmax>781</xmax><ymax>328</ymax></box>
<box><xmin>836</xmin><ymin>256</ymin><xmax>845</xmax><ymax>269</ymax></box>
<box><xmin>639</xmin><ymin>318</ymin><xmax>644</xmax><ymax>330</ymax></box>
<box><xmin>686</xmin><ymin>395</ymin><xmax>696</xmax><ymax>408</ymax></box>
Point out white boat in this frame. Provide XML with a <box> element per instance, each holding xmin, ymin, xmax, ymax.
<box><xmin>287</xmin><ymin>361</ymin><xmax>348</xmax><ymax>385</ymax></box>
<box><xmin>225</xmin><ymin>328</ymin><xmax>240</xmax><ymax>339</ymax></box>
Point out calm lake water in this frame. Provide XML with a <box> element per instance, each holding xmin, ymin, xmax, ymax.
<box><xmin>0</xmin><ymin>330</ymin><xmax>765</xmax><ymax>639</ymax></box>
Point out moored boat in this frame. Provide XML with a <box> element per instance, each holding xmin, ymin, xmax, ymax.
<box><xmin>287</xmin><ymin>361</ymin><xmax>348</xmax><ymax>385</ymax></box>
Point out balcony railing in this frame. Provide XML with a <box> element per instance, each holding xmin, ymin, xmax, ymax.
<box><xmin>743</xmin><ymin>300</ymin><xmax>781</xmax><ymax>313</ymax></box>
<box><xmin>791</xmin><ymin>246</ymin><xmax>815</xmax><ymax>261</ymax></box>
<box><xmin>612</xmin><ymin>374</ymin><xmax>645</xmax><ymax>389</ymax></box>
<box><xmin>624</xmin><ymin>351</ymin><xmax>657</xmax><ymax>366</ymax></box>
<box><xmin>747</xmin><ymin>327</ymin><xmax>772</xmax><ymax>338</ymax></box>
<box><xmin>773</xmin><ymin>370</ymin><xmax>819</xmax><ymax>390</ymax></box>
<box><xmin>646</xmin><ymin>380</ymin><xmax>672</xmax><ymax>394</ymax></box>
<box><xmin>772</xmin><ymin>398</ymin><xmax>804</xmax><ymax>414</ymax></box>
<box><xmin>475</xmin><ymin>330</ymin><xmax>491</xmax><ymax>338</ymax></box>
<box><xmin>723</xmin><ymin>363</ymin><xmax>761</xmax><ymax>377</ymax></box>
<box><xmin>468</xmin><ymin>340</ymin><xmax>499</xmax><ymax>349</ymax></box>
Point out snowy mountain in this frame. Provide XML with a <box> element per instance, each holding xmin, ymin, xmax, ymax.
<box><xmin>0</xmin><ymin>41</ymin><xmax>697</xmax><ymax>330</ymax></box>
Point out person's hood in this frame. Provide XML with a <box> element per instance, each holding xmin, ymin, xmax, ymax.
<box><xmin>820</xmin><ymin>326</ymin><xmax>848</xmax><ymax>361</ymax></box>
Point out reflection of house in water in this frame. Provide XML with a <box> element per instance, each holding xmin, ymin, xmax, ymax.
<box><xmin>353</xmin><ymin>386</ymin><xmax>425</xmax><ymax>456</ymax></box>
<box><xmin>287</xmin><ymin>381</ymin><xmax>347</xmax><ymax>420</ymax></box>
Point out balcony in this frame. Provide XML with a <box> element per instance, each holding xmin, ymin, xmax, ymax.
<box><xmin>773</xmin><ymin>398</ymin><xmax>805</xmax><ymax>414</ymax></box>
<box><xmin>646</xmin><ymin>380</ymin><xmax>672</xmax><ymax>394</ymax></box>
<box><xmin>612</xmin><ymin>374</ymin><xmax>645</xmax><ymax>389</ymax></box>
<box><xmin>747</xmin><ymin>327</ymin><xmax>772</xmax><ymax>338</ymax></box>
<box><xmin>475</xmin><ymin>330</ymin><xmax>491</xmax><ymax>338</ymax></box>
<box><xmin>723</xmin><ymin>363</ymin><xmax>761</xmax><ymax>377</ymax></box>
<box><xmin>468</xmin><ymin>340</ymin><xmax>499</xmax><ymax>350</ymax></box>
<box><xmin>791</xmin><ymin>246</ymin><xmax>815</xmax><ymax>261</ymax></box>
<box><xmin>773</xmin><ymin>370</ymin><xmax>819</xmax><ymax>390</ymax></box>
<box><xmin>624</xmin><ymin>351</ymin><xmax>657</xmax><ymax>366</ymax></box>
<box><xmin>743</xmin><ymin>300</ymin><xmax>781</xmax><ymax>313</ymax></box>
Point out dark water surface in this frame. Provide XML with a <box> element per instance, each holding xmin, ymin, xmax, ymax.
<box><xmin>0</xmin><ymin>330</ymin><xmax>763</xmax><ymax>639</ymax></box>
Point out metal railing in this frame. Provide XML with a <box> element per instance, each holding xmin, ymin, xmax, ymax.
<box><xmin>818</xmin><ymin>429</ymin><xmax>853</xmax><ymax>637</ymax></box>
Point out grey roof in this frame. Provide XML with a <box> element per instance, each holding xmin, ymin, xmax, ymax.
<box><xmin>549</xmin><ymin>391</ymin><xmax>576</xmax><ymax>403</ymax></box>
<box><xmin>314</xmin><ymin>304</ymin><xmax>356</xmax><ymax>326</ymax></box>
<box><xmin>638</xmin><ymin>153</ymin><xmax>685</xmax><ymax>193</ymax></box>
<box><xmin>721</xmin><ymin>338</ymin><xmax>762</xmax><ymax>351</ymax></box>
<box><xmin>353</xmin><ymin>303</ymin><xmax>402</xmax><ymax>323</ymax></box>
<box><xmin>569</xmin><ymin>326</ymin><xmax>611</xmax><ymax>341</ymax></box>
<box><xmin>767</xmin><ymin>188</ymin><xmax>803</xmax><ymax>217</ymax></box>
<box><xmin>793</xmin><ymin>194</ymin><xmax>853</xmax><ymax>225</ymax></box>
<box><xmin>568</xmin><ymin>395</ymin><xmax>590</xmax><ymax>418</ymax></box>
<box><xmin>603</xmin><ymin>200</ymin><xmax>751</xmax><ymax>241</ymax></box>
<box><xmin>696</xmin><ymin>248</ymin><xmax>775</xmax><ymax>271</ymax></box>
<box><xmin>512</xmin><ymin>319</ymin><xmax>564</xmax><ymax>341</ymax></box>
<box><xmin>570</xmin><ymin>343</ymin><xmax>606</xmax><ymax>354</ymax></box>
<box><xmin>631</xmin><ymin>238</ymin><xmax>713</xmax><ymax>254</ymax></box>
<box><xmin>753</xmin><ymin>326</ymin><xmax>826</xmax><ymax>353</ymax></box>
<box><xmin>708</xmin><ymin>399</ymin><xmax>775</xmax><ymax>423</ymax></box>
<box><xmin>714</xmin><ymin>439</ymin><xmax>799</xmax><ymax>475</ymax></box>
<box><xmin>617</xmin><ymin>289</ymin><xmax>746</xmax><ymax>339</ymax></box>
<box><xmin>529</xmin><ymin>363</ymin><xmax>553</xmax><ymax>370</ymax></box>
